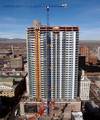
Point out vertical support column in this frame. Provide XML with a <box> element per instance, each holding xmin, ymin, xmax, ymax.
<box><xmin>72</xmin><ymin>32</ymin><xmax>76</xmax><ymax>99</ymax></box>
<box><xmin>59</xmin><ymin>32</ymin><xmax>62</xmax><ymax>99</ymax></box>
<box><xmin>38</xmin><ymin>30</ymin><xmax>41</xmax><ymax>100</ymax></box>
<box><xmin>55</xmin><ymin>33</ymin><xmax>57</xmax><ymax>98</ymax></box>
<box><xmin>47</xmin><ymin>29</ymin><xmax>51</xmax><ymax>115</ymax></box>
<box><xmin>34</xmin><ymin>29</ymin><xmax>41</xmax><ymax>101</ymax></box>
<box><xmin>47</xmin><ymin>33</ymin><xmax>51</xmax><ymax>97</ymax></box>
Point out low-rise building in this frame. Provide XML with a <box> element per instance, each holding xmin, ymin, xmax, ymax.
<box><xmin>0</xmin><ymin>74</ymin><xmax>26</xmax><ymax>98</ymax></box>
<box><xmin>0</xmin><ymin>77</ymin><xmax>13</xmax><ymax>86</ymax></box>
<box><xmin>0</xmin><ymin>84</ymin><xmax>15</xmax><ymax>97</ymax></box>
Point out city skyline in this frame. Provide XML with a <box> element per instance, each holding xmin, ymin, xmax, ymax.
<box><xmin>0</xmin><ymin>0</ymin><xmax>100</xmax><ymax>40</ymax></box>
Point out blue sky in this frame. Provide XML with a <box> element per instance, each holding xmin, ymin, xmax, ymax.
<box><xmin>0</xmin><ymin>0</ymin><xmax>100</xmax><ymax>40</ymax></box>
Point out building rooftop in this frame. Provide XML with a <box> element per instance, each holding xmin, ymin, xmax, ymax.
<box><xmin>0</xmin><ymin>84</ymin><xmax>14</xmax><ymax>90</ymax></box>
<box><xmin>27</xmin><ymin>26</ymin><xmax>79</xmax><ymax>31</ymax></box>
<box><xmin>81</xmin><ymin>70</ymin><xmax>91</xmax><ymax>81</ymax></box>
<box><xmin>72</xmin><ymin>112</ymin><xmax>83</xmax><ymax>120</ymax></box>
<box><xmin>0</xmin><ymin>76</ymin><xmax>22</xmax><ymax>82</ymax></box>
<box><xmin>0</xmin><ymin>82</ymin><xmax>18</xmax><ymax>91</ymax></box>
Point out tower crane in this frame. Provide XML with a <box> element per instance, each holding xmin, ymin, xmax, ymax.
<box><xmin>3</xmin><ymin>3</ymin><xmax>67</xmax><ymax>27</ymax></box>
<box><xmin>2</xmin><ymin>1</ymin><xmax>67</xmax><ymax>115</ymax></box>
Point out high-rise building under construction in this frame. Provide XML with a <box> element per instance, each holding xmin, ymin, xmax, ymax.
<box><xmin>26</xmin><ymin>21</ymin><xmax>79</xmax><ymax>100</ymax></box>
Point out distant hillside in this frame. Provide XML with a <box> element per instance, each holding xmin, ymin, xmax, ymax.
<box><xmin>80</xmin><ymin>40</ymin><xmax>100</xmax><ymax>44</ymax></box>
<box><xmin>0</xmin><ymin>38</ymin><xmax>100</xmax><ymax>44</ymax></box>
<box><xmin>0</xmin><ymin>38</ymin><xmax>25</xmax><ymax>43</ymax></box>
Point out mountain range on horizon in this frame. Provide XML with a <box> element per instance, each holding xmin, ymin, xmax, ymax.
<box><xmin>0</xmin><ymin>38</ymin><xmax>25</xmax><ymax>43</ymax></box>
<box><xmin>0</xmin><ymin>38</ymin><xmax>100</xmax><ymax>43</ymax></box>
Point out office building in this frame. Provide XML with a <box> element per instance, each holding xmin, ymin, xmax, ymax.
<box><xmin>80</xmin><ymin>46</ymin><xmax>90</xmax><ymax>63</ymax></box>
<box><xmin>89</xmin><ymin>52</ymin><xmax>97</xmax><ymax>65</ymax></box>
<box><xmin>80</xmin><ymin>70</ymin><xmax>91</xmax><ymax>101</ymax></box>
<box><xmin>97</xmin><ymin>47</ymin><xmax>100</xmax><ymax>60</ymax></box>
<box><xmin>27</xmin><ymin>21</ymin><xmax>79</xmax><ymax>100</ymax></box>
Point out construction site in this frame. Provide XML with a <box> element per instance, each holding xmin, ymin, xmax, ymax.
<box><xmin>0</xmin><ymin>0</ymin><xmax>100</xmax><ymax>120</ymax></box>
<box><xmin>17</xmin><ymin>98</ymin><xmax>82</xmax><ymax>120</ymax></box>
